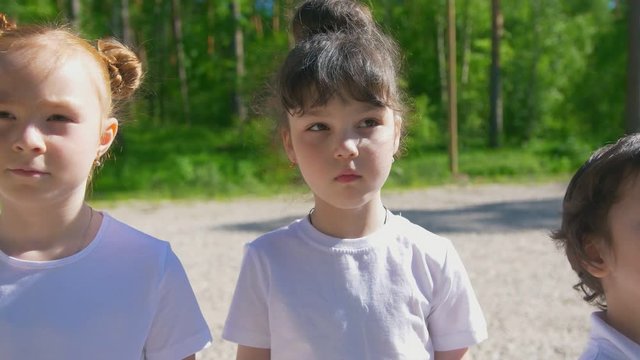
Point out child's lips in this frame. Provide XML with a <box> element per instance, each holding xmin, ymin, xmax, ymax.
<box><xmin>8</xmin><ymin>168</ymin><xmax>49</xmax><ymax>177</ymax></box>
<box><xmin>335</xmin><ymin>173</ymin><xmax>361</xmax><ymax>183</ymax></box>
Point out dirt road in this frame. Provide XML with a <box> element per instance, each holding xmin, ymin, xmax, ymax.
<box><xmin>103</xmin><ymin>181</ymin><xmax>591</xmax><ymax>360</ymax></box>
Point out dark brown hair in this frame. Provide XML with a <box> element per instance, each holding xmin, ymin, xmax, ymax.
<box><xmin>552</xmin><ymin>133</ymin><xmax>640</xmax><ymax>308</ymax></box>
<box><xmin>273</xmin><ymin>0</ymin><xmax>405</xmax><ymax>129</ymax></box>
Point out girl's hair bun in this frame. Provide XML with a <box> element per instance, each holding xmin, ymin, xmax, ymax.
<box><xmin>292</xmin><ymin>0</ymin><xmax>375</xmax><ymax>43</ymax></box>
<box><xmin>0</xmin><ymin>13</ymin><xmax>17</xmax><ymax>33</ymax></box>
<box><xmin>97</xmin><ymin>38</ymin><xmax>143</xmax><ymax>100</ymax></box>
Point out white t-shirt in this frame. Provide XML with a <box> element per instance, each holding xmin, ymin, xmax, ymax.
<box><xmin>579</xmin><ymin>311</ymin><xmax>640</xmax><ymax>360</ymax></box>
<box><xmin>0</xmin><ymin>213</ymin><xmax>212</xmax><ymax>360</ymax></box>
<box><xmin>223</xmin><ymin>212</ymin><xmax>487</xmax><ymax>359</ymax></box>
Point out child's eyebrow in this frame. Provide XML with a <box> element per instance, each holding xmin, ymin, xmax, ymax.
<box><xmin>36</xmin><ymin>97</ymin><xmax>81</xmax><ymax>110</ymax></box>
<box><xmin>0</xmin><ymin>96</ymin><xmax>81</xmax><ymax>115</ymax></box>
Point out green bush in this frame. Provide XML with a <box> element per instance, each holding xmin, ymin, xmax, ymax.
<box><xmin>90</xmin><ymin>122</ymin><xmax>587</xmax><ymax>200</ymax></box>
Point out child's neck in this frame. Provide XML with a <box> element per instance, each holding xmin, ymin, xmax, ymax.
<box><xmin>605</xmin><ymin>295</ymin><xmax>640</xmax><ymax>345</ymax></box>
<box><xmin>309</xmin><ymin>198</ymin><xmax>387</xmax><ymax>239</ymax></box>
<box><xmin>0</xmin><ymin>199</ymin><xmax>98</xmax><ymax>261</ymax></box>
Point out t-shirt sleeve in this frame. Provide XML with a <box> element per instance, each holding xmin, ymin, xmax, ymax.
<box><xmin>427</xmin><ymin>239</ymin><xmax>487</xmax><ymax>351</ymax></box>
<box><xmin>144</xmin><ymin>245</ymin><xmax>212</xmax><ymax>360</ymax></box>
<box><xmin>222</xmin><ymin>244</ymin><xmax>271</xmax><ymax>348</ymax></box>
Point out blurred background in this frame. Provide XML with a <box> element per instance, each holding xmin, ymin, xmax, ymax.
<box><xmin>4</xmin><ymin>0</ymin><xmax>633</xmax><ymax>199</ymax></box>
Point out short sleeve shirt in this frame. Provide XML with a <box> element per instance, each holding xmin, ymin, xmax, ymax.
<box><xmin>223</xmin><ymin>212</ymin><xmax>487</xmax><ymax>359</ymax></box>
<box><xmin>579</xmin><ymin>311</ymin><xmax>640</xmax><ymax>360</ymax></box>
<box><xmin>0</xmin><ymin>213</ymin><xmax>212</xmax><ymax>360</ymax></box>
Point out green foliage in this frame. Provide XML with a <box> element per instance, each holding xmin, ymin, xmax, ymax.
<box><xmin>405</xmin><ymin>94</ymin><xmax>443</xmax><ymax>151</ymax></box>
<box><xmin>5</xmin><ymin>0</ymin><xmax>58</xmax><ymax>21</ymax></box>
<box><xmin>87</xmin><ymin>121</ymin><xmax>586</xmax><ymax>200</ymax></box>
<box><xmin>560</xmin><ymin>13</ymin><xmax>626</xmax><ymax>142</ymax></box>
<box><xmin>5</xmin><ymin>0</ymin><xmax>630</xmax><ymax>198</ymax></box>
<box><xmin>387</xmin><ymin>140</ymin><xmax>587</xmax><ymax>191</ymax></box>
<box><xmin>91</xmin><ymin>121</ymin><xmax>298</xmax><ymax>199</ymax></box>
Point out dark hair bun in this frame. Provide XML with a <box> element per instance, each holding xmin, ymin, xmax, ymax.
<box><xmin>292</xmin><ymin>0</ymin><xmax>375</xmax><ymax>43</ymax></box>
<box><xmin>97</xmin><ymin>38</ymin><xmax>143</xmax><ymax>100</ymax></box>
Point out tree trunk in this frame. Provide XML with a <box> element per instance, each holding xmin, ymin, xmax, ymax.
<box><xmin>70</xmin><ymin>0</ymin><xmax>81</xmax><ymax>29</ymax></box>
<box><xmin>171</xmin><ymin>0</ymin><xmax>191</xmax><ymax>124</ymax></box>
<box><xmin>153</xmin><ymin>0</ymin><xmax>167</xmax><ymax>125</ymax></box>
<box><xmin>206</xmin><ymin>0</ymin><xmax>216</xmax><ymax>56</ymax></box>
<box><xmin>437</xmin><ymin>12</ymin><xmax>448</xmax><ymax>114</ymax></box>
<box><xmin>252</xmin><ymin>14</ymin><xmax>264</xmax><ymax>39</ymax></box>
<box><xmin>121</xmin><ymin>0</ymin><xmax>133</xmax><ymax>47</ymax></box>
<box><xmin>489</xmin><ymin>0</ymin><xmax>503</xmax><ymax>147</ymax></box>
<box><xmin>232</xmin><ymin>0</ymin><xmax>248</xmax><ymax>122</ymax></box>
<box><xmin>459</xmin><ymin>0</ymin><xmax>472</xmax><ymax>132</ymax></box>
<box><xmin>626</xmin><ymin>0</ymin><xmax>640</xmax><ymax>133</ymax></box>
<box><xmin>460</xmin><ymin>0</ymin><xmax>471</xmax><ymax>87</ymax></box>
<box><xmin>447</xmin><ymin>0</ymin><xmax>459</xmax><ymax>176</ymax></box>
<box><xmin>111</xmin><ymin>1</ymin><xmax>122</xmax><ymax>39</ymax></box>
<box><xmin>525</xmin><ymin>0</ymin><xmax>541</xmax><ymax>140</ymax></box>
<box><xmin>272</xmin><ymin>0</ymin><xmax>281</xmax><ymax>33</ymax></box>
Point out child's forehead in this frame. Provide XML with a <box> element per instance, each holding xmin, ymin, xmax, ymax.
<box><xmin>298</xmin><ymin>89</ymin><xmax>385</xmax><ymax>109</ymax></box>
<box><xmin>2</xmin><ymin>35</ymin><xmax>100</xmax><ymax>74</ymax></box>
<box><xmin>291</xmin><ymin>95</ymin><xmax>384</xmax><ymax>116</ymax></box>
<box><xmin>1</xmin><ymin>31</ymin><xmax>94</xmax><ymax>63</ymax></box>
<box><xmin>1</xmin><ymin>44</ymin><xmax>51</xmax><ymax>66</ymax></box>
<box><xmin>0</xmin><ymin>38</ymin><xmax>110</xmax><ymax>110</ymax></box>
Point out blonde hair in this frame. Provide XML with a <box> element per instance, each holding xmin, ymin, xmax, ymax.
<box><xmin>0</xmin><ymin>13</ymin><xmax>143</xmax><ymax>116</ymax></box>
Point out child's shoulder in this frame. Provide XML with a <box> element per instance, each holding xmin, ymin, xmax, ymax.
<box><xmin>245</xmin><ymin>217</ymin><xmax>304</xmax><ymax>251</ymax></box>
<box><xmin>388</xmin><ymin>212</ymin><xmax>455</xmax><ymax>260</ymax></box>
<box><xmin>99</xmin><ymin>212</ymin><xmax>171</xmax><ymax>255</ymax></box>
<box><xmin>390</xmin><ymin>213</ymin><xmax>451</xmax><ymax>244</ymax></box>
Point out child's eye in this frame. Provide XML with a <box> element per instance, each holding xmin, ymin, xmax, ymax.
<box><xmin>308</xmin><ymin>123</ymin><xmax>329</xmax><ymax>131</ymax></box>
<box><xmin>359</xmin><ymin>118</ymin><xmax>380</xmax><ymax>128</ymax></box>
<box><xmin>0</xmin><ymin>111</ymin><xmax>16</xmax><ymax>120</ymax></box>
<box><xmin>47</xmin><ymin>114</ymin><xmax>72</xmax><ymax>122</ymax></box>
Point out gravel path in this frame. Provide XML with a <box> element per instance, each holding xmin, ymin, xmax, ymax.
<box><xmin>102</xmin><ymin>181</ymin><xmax>592</xmax><ymax>360</ymax></box>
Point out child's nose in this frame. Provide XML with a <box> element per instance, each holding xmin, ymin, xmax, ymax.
<box><xmin>12</xmin><ymin>125</ymin><xmax>46</xmax><ymax>154</ymax></box>
<box><xmin>334</xmin><ymin>134</ymin><xmax>359</xmax><ymax>159</ymax></box>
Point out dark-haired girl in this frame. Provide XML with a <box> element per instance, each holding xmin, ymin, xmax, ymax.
<box><xmin>223</xmin><ymin>1</ymin><xmax>486</xmax><ymax>359</ymax></box>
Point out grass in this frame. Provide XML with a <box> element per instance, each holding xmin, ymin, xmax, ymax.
<box><xmin>88</xmin><ymin>124</ymin><xmax>588</xmax><ymax>201</ymax></box>
<box><xmin>386</xmin><ymin>147</ymin><xmax>576</xmax><ymax>189</ymax></box>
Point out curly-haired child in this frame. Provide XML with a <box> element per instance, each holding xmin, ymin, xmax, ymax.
<box><xmin>553</xmin><ymin>133</ymin><xmax>640</xmax><ymax>359</ymax></box>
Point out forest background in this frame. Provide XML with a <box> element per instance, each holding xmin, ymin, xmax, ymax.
<box><xmin>4</xmin><ymin>0</ymin><xmax>633</xmax><ymax>199</ymax></box>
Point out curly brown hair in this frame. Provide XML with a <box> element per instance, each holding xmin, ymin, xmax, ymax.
<box><xmin>552</xmin><ymin>133</ymin><xmax>640</xmax><ymax>309</ymax></box>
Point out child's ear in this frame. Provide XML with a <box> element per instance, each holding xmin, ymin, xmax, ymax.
<box><xmin>281</xmin><ymin>129</ymin><xmax>297</xmax><ymax>164</ymax></box>
<box><xmin>97</xmin><ymin>117</ymin><xmax>119</xmax><ymax>156</ymax></box>
<box><xmin>581</xmin><ymin>238</ymin><xmax>611</xmax><ymax>279</ymax></box>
